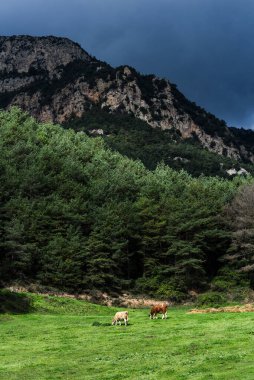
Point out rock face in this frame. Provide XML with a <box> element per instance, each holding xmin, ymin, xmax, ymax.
<box><xmin>0</xmin><ymin>35</ymin><xmax>91</xmax><ymax>77</ymax></box>
<box><xmin>0</xmin><ymin>35</ymin><xmax>253</xmax><ymax>162</ymax></box>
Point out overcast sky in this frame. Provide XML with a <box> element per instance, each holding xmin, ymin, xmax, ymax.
<box><xmin>0</xmin><ymin>0</ymin><xmax>254</xmax><ymax>129</ymax></box>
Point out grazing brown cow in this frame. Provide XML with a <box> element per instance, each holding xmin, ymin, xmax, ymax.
<box><xmin>112</xmin><ymin>311</ymin><xmax>129</xmax><ymax>326</ymax></box>
<box><xmin>149</xmin><ymin>304</ymin><xmax>168</xmax><ymax>319</ymax></box>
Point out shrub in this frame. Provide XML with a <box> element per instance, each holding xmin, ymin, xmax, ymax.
<box><xmin>196</xmin><ymin>292</ymin><xmax>227</xmax><ymax>308</ymax></box>
<box><xmin>211</xmin><ymin>268</ymin><xmax>249</xmax><ymax>292</ymax></box>
<box><xmin>211</xmin><ymin>278</ymin><xmax>230</xmax><ymax>292</ymax></box>
<box><xmin>0</xmin><ymin>290</ymin><xmax>33</xmax><ymax>314</ymax></box>
<box><xmin>155</xmin><ymin>283</ymin><xmax>187</xmax><ymax>303</ymax></box>
<box><xmin>134</xmin><ymin>277</ymin><xmax>159</xmax><ymax>295</ymax></box>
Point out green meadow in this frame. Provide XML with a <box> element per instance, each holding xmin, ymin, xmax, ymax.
<box><xmin>1</xmin><ymin>292</ymin><xmax>254</xmax><ymax>380</ymax></box>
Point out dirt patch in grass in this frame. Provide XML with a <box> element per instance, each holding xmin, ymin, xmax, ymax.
<box><xmin>6</xmin><ymin>285</ymin><xmax>170</xmax><ymax>308</ymax></box>
<box><xmin>188</xmin><ymin>304</ymin><xmax>254</xmax><ymax>314</ymax></box>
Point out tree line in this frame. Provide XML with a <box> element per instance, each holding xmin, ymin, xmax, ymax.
<box><xmin>0</xmin><ymin>108</ymin><xmax>253</xmax><ymax>300</ymax></box>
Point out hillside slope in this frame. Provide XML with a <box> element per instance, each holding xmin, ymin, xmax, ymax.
<box><xmin>0</xmin><ymin>108</ymin><xmax>244</xmax><ymax>297</ymax></box>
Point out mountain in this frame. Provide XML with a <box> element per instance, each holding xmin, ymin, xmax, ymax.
<box><xmin>0</xmin><ymin>35</ymin><xmax>254</xmax><ymax>169</ymax></box>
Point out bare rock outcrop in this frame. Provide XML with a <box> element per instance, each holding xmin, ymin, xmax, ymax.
<box><xmin>0</xmin><ymin>35</ymin><xmax>253</xmax><ymax>162</ymax></box>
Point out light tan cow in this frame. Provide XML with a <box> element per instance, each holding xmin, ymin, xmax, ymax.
<box><xmin>112</xmin><ymin>311</ymin><xmax>129</xmax><ymax>326</ymax></box>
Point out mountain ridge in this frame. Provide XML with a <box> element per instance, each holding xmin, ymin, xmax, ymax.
<box><xmin>0</xmin><ymin>34</ymin><xmax>254</xmax><ymax>164</ymax></box>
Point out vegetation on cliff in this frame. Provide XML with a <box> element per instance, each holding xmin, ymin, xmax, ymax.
<box><xmin>65</xmin><ymin>109</ymin><xmax>254</xmax><ymax>178</ymax></box>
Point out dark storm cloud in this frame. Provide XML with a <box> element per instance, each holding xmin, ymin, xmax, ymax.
<box><xmin>0</xmin><ymin>0</ymin><xmax>254</xmax><ymax>128</ymax></box>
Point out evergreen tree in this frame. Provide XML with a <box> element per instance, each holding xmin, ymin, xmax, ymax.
<box><xmin>223</xmin><ymin>184</ymin><xmax>254</xmax><ymax>286</ymax></box>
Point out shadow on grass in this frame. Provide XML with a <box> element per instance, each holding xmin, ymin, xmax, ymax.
<box><xmin>92</xmin><ymin>321</ymin><xmax>133</xmax><ymax>327</ymax></box>
<box><xmin>0</xmin><ymin>289</ymin><xmax>33</xmax><ymax>314</ymax></box>
<box><xmin>92</xmin><ymin>321</ymin><xmax>111</xmax><ymax>327</ymax></box>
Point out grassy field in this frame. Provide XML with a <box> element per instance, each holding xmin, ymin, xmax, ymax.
<box><xmin>1</xmin><ymin>292</ymin><xmax>254</xmax><ymax>380</ymax></box>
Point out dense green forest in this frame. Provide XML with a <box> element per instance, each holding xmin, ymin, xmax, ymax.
<box><xmin>65</xmin><ymin>109</ymin><xmax>254</xmax><ymax>178</ymax></box>
<box><xmin>0</xmin><ymin>108</ymin><xmax>253</xmax><ymax>301</ymax></box>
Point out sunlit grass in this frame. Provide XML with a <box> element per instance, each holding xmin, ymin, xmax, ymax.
<box><xmin>0</xmin><ymin>293</ymin><xmax>254</xmax><ymax>379</ymax></box>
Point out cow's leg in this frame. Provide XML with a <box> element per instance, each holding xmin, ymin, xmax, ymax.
<box><xmin>119</xmin><ymin>320</ymin><xmax>121</xmax><ymax>325</ymax></box>
<box><xmin>124</xmin><ymin>318</ymin><xmax>127</xmax><ymax>326</ymax></box>
<box><xmin>165</xmin><ymin>312</ymin><xmax>167</xmax><ymax>319</ymax></box>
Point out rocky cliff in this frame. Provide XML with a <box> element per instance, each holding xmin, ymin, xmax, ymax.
<box><xmin>0</xmin><ymin>35</ymin><xmax>253</xmax><ymax>162</ymax></box>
